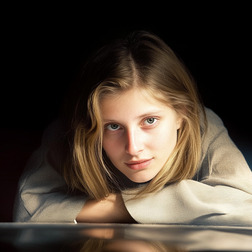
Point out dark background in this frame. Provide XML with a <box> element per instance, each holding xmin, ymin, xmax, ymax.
<box><xmin>1</xmin><ymin>3</ymin><xmax>251</xmax><ymax>221</ymax></box>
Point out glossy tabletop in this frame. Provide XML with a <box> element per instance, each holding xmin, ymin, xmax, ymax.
<box><xmin>0</xmin><ymin>223</ymin><xmax>252</xmax><ymax>251</ymax></box>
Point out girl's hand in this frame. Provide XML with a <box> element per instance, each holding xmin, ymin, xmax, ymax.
<box><xmin>76</xmin><ymin>193</ymin><xmax>136</xmax><ymax>223</ymax></box>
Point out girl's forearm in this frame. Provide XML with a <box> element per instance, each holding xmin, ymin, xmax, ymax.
<box><xmin>76</xmin><ymin>193</ymin><xmax>135</xmax><ymax>223</ymax></box>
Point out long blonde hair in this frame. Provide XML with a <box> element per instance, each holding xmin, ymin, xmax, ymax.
<box><xmin>61</xmin><ymin>30</ymin><xmax>206</xmax><ymax>199</ymax></box>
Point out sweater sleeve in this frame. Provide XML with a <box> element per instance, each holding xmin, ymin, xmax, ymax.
<box><xmin>122</xmin><ymin>108</ymin><xmax>252</xmax><ymax>226</ymax></box>
<box><xmin>13</xmin><ymin>121</ymin><xmax>86</xmax><ymax>223</ymax></box>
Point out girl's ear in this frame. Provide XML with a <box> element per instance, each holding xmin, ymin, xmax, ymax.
<box><xmin>176</xmin><ymin>106</ymin><xmax>187</xmax><ymax>130</ymax></box>
<box><xmin>176</xmin><ymin>116</ymin><xmax>183</xmax><ymax>130</ymax></box>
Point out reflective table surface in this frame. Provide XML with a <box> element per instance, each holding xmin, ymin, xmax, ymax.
<box><xmin>0</xmin><ymin>223</ymin><xmax>252</xmax><ymax>251</ymax></box>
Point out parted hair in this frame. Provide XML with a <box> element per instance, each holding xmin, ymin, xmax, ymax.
<box><xmin>61</xmin><ymin>30</ymin><xmax>206</xmax><ymax>199</ymax></box>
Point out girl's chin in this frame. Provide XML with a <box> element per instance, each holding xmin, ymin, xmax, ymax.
<box><xmin>127</xmin><ymin>176</ymin><xmax>154</xmax><ymax>184</ymax></box>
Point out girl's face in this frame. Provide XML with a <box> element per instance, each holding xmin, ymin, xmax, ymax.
<box><xmin>101</xmin><ymin>88</ymin><xmax>182</xmax><ymax>183</ymax></box>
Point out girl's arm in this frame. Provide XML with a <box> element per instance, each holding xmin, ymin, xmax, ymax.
<box><xmin>13</xmin><ymin>147</ymin><xmax>86</xmax><ymax>222</ymax></box>
<box><xmin>13</xmin><ymin>121</ymin><xmax>86</xmax><ymax>223</ymax></box>
<box><xmin>121</xmin><ymin>109</ymin><xmax>252</xmax><ymax>225</ymax></box>
<box><xmin>76</xmin><ymin>193</ymin><xmax>135</xmax><ymax>223</ymax></box>
<box><xmin>13</xmin><ymin>120</ymin><xmax>134</xmax><ymax>223</ymax></box>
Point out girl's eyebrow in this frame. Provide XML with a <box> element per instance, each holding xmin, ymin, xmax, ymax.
<box><xmin>136</xmin><ymin>110</ymin><xmax>163</xmax><ymax>119</ymax></box>
<box><xmin>102</xmin><ymin>110</ymin><xmax>163</xmax><ymax>123</ymax></box>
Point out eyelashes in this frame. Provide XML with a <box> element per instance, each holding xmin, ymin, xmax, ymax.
<box><xmin>106</xmin><ymin>123</ymin><xmax>121</xmax><ymax>131</ymax></box>
<box><xmin>143</xmin><ymin>117</ymin><xmax>158</xmax><ymax>126</ymax></box>
<box><xmin>104</xmin><ymin>117</ymin><xmax>159</xmax><ymax>132</ymax></box>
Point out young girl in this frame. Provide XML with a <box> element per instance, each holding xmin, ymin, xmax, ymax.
<box><xmin>14</xmin><ymin>30</ymin><xmax>252</xmax><ymax>225</ymax></box>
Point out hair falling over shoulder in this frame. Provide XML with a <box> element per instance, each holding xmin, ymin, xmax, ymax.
<box><xmin>60</xmin><ymin>30</ymin><xmax>207</xmax><ymax>200</ymax></box>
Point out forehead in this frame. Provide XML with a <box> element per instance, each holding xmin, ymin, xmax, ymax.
<box><xmin>100</xmin><ymin>88</ymin><xmax>172</xmax><ymax>120</ymax></box>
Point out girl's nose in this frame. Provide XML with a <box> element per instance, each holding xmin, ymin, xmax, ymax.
<box><xmin>125</xmin><ymin>128</ymin><xmax>144</xmax><ymax>155</ymax></box>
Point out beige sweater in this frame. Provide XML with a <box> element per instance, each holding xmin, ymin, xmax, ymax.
<box><xmin>13</xmin><ymin>108</ymin><xmax>252</xmax><ymax>225</ymax></box>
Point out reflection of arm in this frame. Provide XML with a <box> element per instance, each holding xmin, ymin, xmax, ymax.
<box><xmin>13</xmin><ymin>121</ymin><xmax>86</xmax><ymax>223</ymax></box>
<box><xmin>122</xmin><ymin>109</ymin><xmax>252</xmax><ymax>225</ymax></box>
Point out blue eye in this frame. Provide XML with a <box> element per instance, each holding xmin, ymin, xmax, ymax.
<box><xmin>106</xmin><ymin>124</ymin><xmax>120</xmax><ymax>131</ymax></box>
<box><xmin>144</xmin><ymin>117</ymin><xmax>157</xmax><ymax>125</ymax></box>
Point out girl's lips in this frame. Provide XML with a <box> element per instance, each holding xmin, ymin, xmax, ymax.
<box><xmin>125</xmin><ymin>158</ymin><xmax>153</xmax><ymax>170</ymax></box>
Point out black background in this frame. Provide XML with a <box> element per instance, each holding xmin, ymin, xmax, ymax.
<box><xmin>1</xmin><ymin>3</ymin><xmax>251</xmax><ymax>221</ymax></box>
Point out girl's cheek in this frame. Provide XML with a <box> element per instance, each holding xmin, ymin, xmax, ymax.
<box><xmin>150</xmin><ymin>127</ymin><xmax>177</xmax><ymax>150</ymax></box>
<box><xmin>103</xmin><ymin>138</ymin><xmax>121</xmax><ymax>154</ymax></box>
